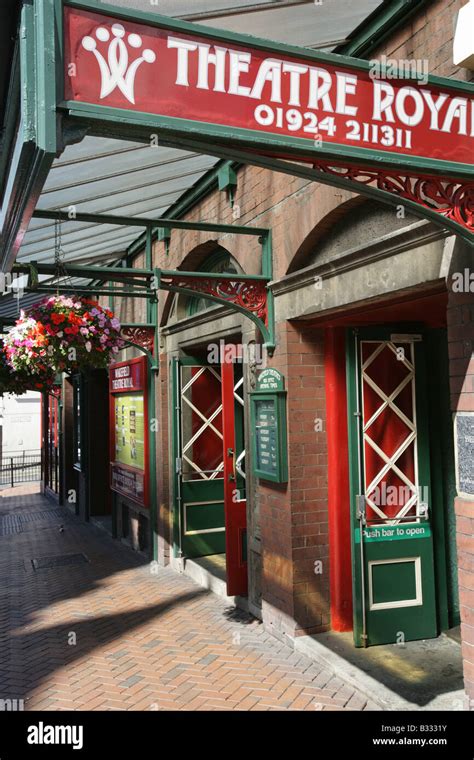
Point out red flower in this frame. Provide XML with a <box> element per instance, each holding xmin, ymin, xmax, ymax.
<box><xmin>51</xmin><ymin>313</ymin><xmax>65</xmax><ymax>325</ymax></box>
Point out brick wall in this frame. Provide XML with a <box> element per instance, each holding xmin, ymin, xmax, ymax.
<box><xmin>448</xmin><ymin>280</ymin><xmax>474</xmax><ymax>704</ymax></box>
<box><xmin>260</xmin><ymin>322</ymin><xmax>330</xmax><ymax>639</ymax></box>
<box><xmin>448</xmin><ymin>290</ymin><xmax>474</xmax><ymax>413</ymax></box>
<box><xmin>456</xmin><ymin>497</ymin><xmax>474</xmax><ymax>704</ymax></box>
<box><xmin>370</xmin><ymin>0</ymin><xmax>473</xmax><ymax>83</ymax></box>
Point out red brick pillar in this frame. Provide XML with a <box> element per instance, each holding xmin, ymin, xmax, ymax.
<box><xmin>448</xmin><ymin>283</ymin><xmax>474</xmax><ymax>707</ymax></box>
<box><xmin>260</xmin><ymin>322</ymin><xmax>330</xmax><ymax>641</ymax></box>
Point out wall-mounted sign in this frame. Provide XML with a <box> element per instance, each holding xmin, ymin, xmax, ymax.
<box><xmin>109</xmin><ymin>356</ymin><xmax>149</xmax><ymax>507</ymax></box>
<box><xmin>454</xmin><ymin>412</ymin><xmax>474</xmax><ymax>497</ymax></box>
<box><xmin>355</xmin><ymin>523</ymin><xmax>431</xmax><ymax>543</ymax></box>
<box><xmin>256</xmin><ymin>368</ymin><xmax>285</xmax><ymax>392</ymax></box>
<box><xmin>250</xmin><ymin>369</ymin><xmax>288</xmax><ymax>483</ymax></box>
<box><xmin>63</xmin><ymin>5</ymin><xmax>474</xmax><ymax>170</ymax></box>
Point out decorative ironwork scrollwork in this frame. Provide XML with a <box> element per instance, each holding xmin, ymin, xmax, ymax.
<box><xmin>165</xmin><ymin>275</ymin><xmax>268</xmax><ymax>324</ymax></box>
<box><xmin>313</xmin><ymin>162</ymin><xmax>474</xmax><ymax>232</ymax></box>
<box><xmin>120</xmin><ymin>326</ymin><xmax>155</xmax><ymax>353</ymax></box>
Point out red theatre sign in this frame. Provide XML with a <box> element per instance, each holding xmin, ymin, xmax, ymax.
<box><xmin>64</xmin><ymin>6</ymin><xmax>474</xmax><ymax>170</ymax></box>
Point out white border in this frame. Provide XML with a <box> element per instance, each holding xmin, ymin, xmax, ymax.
<box><xmin>183</xmin><ymin>499</ymin><xmax>225</xmax><ymax>536</ymax></box>
<box><xmin>368</xmin><ymin>556</ymin><xmax>422</xmax><ymax>611</ymax></box>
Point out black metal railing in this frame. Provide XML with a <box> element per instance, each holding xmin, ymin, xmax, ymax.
<box><xmin>0</xmin><ymin>450</ymin><xmax>42</xmax><ymax>487</ymax></box>
<box><xmin>46</xmin><ymin>442</ymin><xmax>60</xmax><ymax>494</ymax></box>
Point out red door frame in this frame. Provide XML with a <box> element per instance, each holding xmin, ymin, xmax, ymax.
<box><xmin>325</xmin><ymin>327</ymin><xmax>353</xmax><ymax>631</ymax></box>
<box><xmin>221</xmin><ymin>359</ymin><xmax>248</xmax><ymax>597</ymax></box>
<box><xmin>323</xmin><ymin>291</ymin><xmax>448</xmax><ymax>632</ymax></box>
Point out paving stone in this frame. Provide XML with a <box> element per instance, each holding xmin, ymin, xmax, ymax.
<box><xmin>0</xmin><ymin>486</ymin><xmax>371</xmax><ymax>712</ymax></box>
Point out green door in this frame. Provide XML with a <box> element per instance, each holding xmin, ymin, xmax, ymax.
<box><xmin>347</xmin><ymin>328</ymin><xmax>438</xmax><ymax>647</ymax></box>
<box><xmin>172</xmin><ymin>357</ymin><xmax>225</xmax><ymax>558</ymax></box>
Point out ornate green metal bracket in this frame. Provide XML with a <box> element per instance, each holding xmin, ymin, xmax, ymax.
<box><xmin>120</xmin><ymin>324</ymin><xmax>158</xmax><ymax>371</ymax></box>
<box><xmin>156</xmin><ymin>268</ymin><xmax>275</xmax><ymax>352</ymax></box>
<box><xmin>25</xmin><ymin>208</ymin><xmax>275</xmax><ymax>351</ymax></box>
<box><xmin>13</xmin><ymin>228</ymin><xmax>276</xmax><ymax>353</ymax></box>
<box><xmin>121</xmin><ymin>339</ymin><xmax>158</xmax><ymax>372</ymax></box>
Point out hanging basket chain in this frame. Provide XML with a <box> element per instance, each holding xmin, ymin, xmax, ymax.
<box><xmin>53</xmin><ymin>216</ymin><xmax>73</xmax><ymax>294</ymax></box>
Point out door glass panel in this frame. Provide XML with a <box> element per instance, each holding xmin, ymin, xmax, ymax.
<box><xmin>361</xmin><ymin>340</ymin><xmax>418</xmax><ymax>524</ymax></box>
<box><xmin>233</xmin><ymin>371</ymin><xmax>246</xmax><ymax>500</ymax></box>
<box><xmin>180</xmin><ymin>365</ymin><xmax>223</xmax><ymax>481</ymax></box>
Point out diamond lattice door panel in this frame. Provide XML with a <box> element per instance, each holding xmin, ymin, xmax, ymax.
<box><xmin>361</xmin><ymin>340</ymin><xmax>419</xmax><ymax>523</ymax></box>
<box><xmin>178</xmin><ymin>361</ymin><xmax>226</xmax><ymax>558</ymax></box>
<box><xmin>348</xmin><ymin>331</ymin><xmax>437</xmax><ymax>647</ymax></box>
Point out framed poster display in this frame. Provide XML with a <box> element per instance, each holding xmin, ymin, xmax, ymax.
<box><xmin>109</xmin><ymin>356</ymin><xmax>149</xmax><ymax>507</ymax></box>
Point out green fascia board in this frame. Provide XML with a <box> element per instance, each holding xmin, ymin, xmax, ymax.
<box><xmin>335</xmin><ymin>0</ymin><xmax>430</xmax><ymax>59</ymax></box>
<box><xmin>66</xmin><ymin>0</ymin><xmax>473</xmax><ymax>95</ymax></box>
<box><xmin>0</xmin><ymin>41</ymin><xmax>20</xmax><ymax>201</ymax></box>
<box><xmin>63</xmin><ymin>102</ymin><xmax>474</xmax><ymax>181</ymax></box>
<box><xmin>0</xmin><ymin>137</ymin><xmax>54</xmax><ymax>272</ymax></box>
<box><xmin>35</xmin><ymin>0</ymin><xmax>60</xmax><ymax>154</ymax></box>
<box><xmin>0</xmin><ymin>2</ymin><xmax>57</xmax><ymax>271</ymax></box>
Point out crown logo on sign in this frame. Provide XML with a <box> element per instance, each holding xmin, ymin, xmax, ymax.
<box><xmin>82</xmin><ymin>23</ymin><xmax>156</xmax><ymax>105</ymax></box>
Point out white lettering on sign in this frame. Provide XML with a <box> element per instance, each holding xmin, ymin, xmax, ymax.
<box><xmin>111</xmin><ymin>365</ymin><xmax>134</xmax><ymax>390</ymax></box>
<box><xmin>112</xmin><ymin>377</ymin><xmax>133</xmax><ymax>390</ymax></box>
<box><xmin>167</xmin><ymin>36</ymin><xmax>474</xmax><ymax>137</ymax></box>
<box><xmin>114</xmin><ymin>366</ymin><xmax>130</xmax><ymax>378</ymax></box>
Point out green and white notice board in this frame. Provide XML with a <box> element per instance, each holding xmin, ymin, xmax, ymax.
<box><xmin>250</xmin><ymin>369</ymin><xmax>288</xmax><ymax>483</ymax></box>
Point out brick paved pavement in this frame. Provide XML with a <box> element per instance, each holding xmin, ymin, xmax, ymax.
<box><xmin>0</xmin><ymin>486</ymin><xmax>379</xmax><ymax>711</ymax></box>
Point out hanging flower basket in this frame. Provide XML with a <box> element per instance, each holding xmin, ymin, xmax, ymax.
<box><xmin>0</xmin><ymin>342</ymin><xmax>56</xmax><ymax>395</ymax></box>
<box><xmin>4</xmin><ymin>296</ymin><xmax>125</xmax><ymax>375</ymax></box>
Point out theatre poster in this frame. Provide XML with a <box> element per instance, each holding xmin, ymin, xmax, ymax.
<box><xmin>109</xmin><ymin>356</ymin><xmax>149</xmax><ymax>507</ymax></box>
